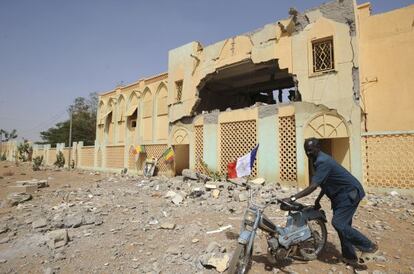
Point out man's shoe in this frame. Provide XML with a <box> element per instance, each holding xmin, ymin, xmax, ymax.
<box><xmin>342</xmin><ymin>257</ymin><xmax>368</xmax><ymax>270</ymax></box>
<box><xmin>360</xmin><ymin>242</ymin><xmax>379</xmax><ymax>262</ymax></box>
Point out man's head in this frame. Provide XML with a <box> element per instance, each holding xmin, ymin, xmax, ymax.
<box><xmin>304</xmin><ymin>138</ymin><xmax>321</xmax><ymax>160</ymax></box>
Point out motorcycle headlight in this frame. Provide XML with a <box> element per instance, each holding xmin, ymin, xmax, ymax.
<box><xmin>244</xmin><ymin>209</ymin><xmax>257</xmax><ymax>225</ymax></box>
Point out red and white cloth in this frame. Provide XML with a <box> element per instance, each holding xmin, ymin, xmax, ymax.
<box><xmin>227</xmin><ymin>145</ymin><xmax>259</xmax><ymax>179</ymax></box>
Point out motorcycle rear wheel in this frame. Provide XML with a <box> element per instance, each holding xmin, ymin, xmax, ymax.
<box><xmin>228</xmin><ymin>243</ymin><xmax>251</xmax><ymax>274</ymax></box>
<box><xmin>299</xmin><ymin>219</ymin><xmax>327</xmax><ymax>260</ymax></box>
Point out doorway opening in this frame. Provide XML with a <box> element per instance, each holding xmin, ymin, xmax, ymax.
<box><xmin>309</xmin><ymin>137</ymin><xmax>350</xmax><ymax>179</ymax></box>
<box><xmin>173</xmin><ymin>144</ymin><xmax>189</xmax><ymax>175</ymax></box>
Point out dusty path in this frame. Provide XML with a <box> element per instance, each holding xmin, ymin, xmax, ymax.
<box><xmin>0</xmin><ymin>162</ymin><xmax>413</xmax><ymax>274</ymax></box>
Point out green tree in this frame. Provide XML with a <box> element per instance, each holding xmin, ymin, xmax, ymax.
<box><xmin>38</xmin><ymin>93</ymin><xmax>98</xmax><ymax>146</ymax></box>
<box><xmin>0</xmin><ymin>129</ymin><xmax>18</xmax><ymax>142</ymax></box>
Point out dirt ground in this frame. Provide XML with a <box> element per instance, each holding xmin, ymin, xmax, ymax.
<box><xmin>0</xmin><ymin>162</ymin><xmax>413</xmax><ymax>274</ymax></box>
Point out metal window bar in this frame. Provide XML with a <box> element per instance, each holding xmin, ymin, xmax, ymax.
<box><xmin>312</xmin><ymin>38</ymin><xmax>334</xmax><ymax>73</ymax></box>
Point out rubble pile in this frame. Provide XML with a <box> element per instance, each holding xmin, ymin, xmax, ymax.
<box><xmin>0</xmin><ymin>167</ymin><xmax>413</xmax><ymax>273</ymax></box>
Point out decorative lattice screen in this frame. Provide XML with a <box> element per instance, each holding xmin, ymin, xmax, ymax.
<box><xmin>279</xmin><ymin>116</ymin><xmax>297</xmax><ymax>183</ymax></box>
<box><xmin>194</xmin><ymin>126</ymin><xmax>204</xmax><ymax>173</ymax></box>
<box><xmin>220</xmin><ymin>120</ymin><xmax>257</xmax><ymax>177</ymax></box>
<box><xmin>144</xmin><ymin>144</ymin><xmax>170</xmax><ymax>173</ymax></box>
<box><xmin>362</xmin><ymin>134</ymin><xmax>414</xmax><ymax>189</ymax></box>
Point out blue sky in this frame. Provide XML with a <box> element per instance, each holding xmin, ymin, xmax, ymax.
<box><xmin>0</xmin><ymin>0</ymin><xmax>412</xmax><ymax>141</ymax></box>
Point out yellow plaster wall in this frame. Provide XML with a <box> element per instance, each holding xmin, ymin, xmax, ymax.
<box><xmin>106</xmin><ymin>145</ymin><xmax>124</xmax><ymax>168</ymax></box>
<box><xmin>81</xmin><ymin>146</ymin><xmax>94</xmax><ymax>167</ymax></box>
<box><xmin>358</xmin><ymin>3</ymin><xmax>414</xmax><ymax>131</ymax></box>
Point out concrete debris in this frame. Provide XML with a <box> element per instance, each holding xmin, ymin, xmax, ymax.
<box><xmin>6</xmin><ymin>192</ymin><xmax>32</xmax><ymax>206</ymax></box>
<box><xmin>172</xmin><ymin>194</ymin><xmax>184</xmax><ymax>205</ymax></box>
<box><xmin>32</xmin><ymin>218</ymin><xmax>48</xmax><ymax>229</ymax></box>
<box><xmin>182</xmin><ymin>169</ymin><xmax>198</xmax><ymax>180</ymax></box>
<box><xmin>212</xmin><ymin>189</ymin><xmax>220</xmax><ymax>199</ymax></box>
<box><xmin>251</xmin><ymin>177</ymin><xmax>265</xmax><ymax>185</ymax></box>
<box><xmin>389</xmin><ymin>191</ymin><xmax>399</xmax><ymax>196</ymax></box>
<box><xmin>207</xmin><ymin>253</ymin><xmax>230</xmax><ymax>272</ymax></box>
<box><xmin>205</xmin><ymin>183</ymin><xmax>217</xmax><ymax>190</ymax></box>
<box><xmin>47</xmin><ymin>229</ymin><xmax>68</xmax><ymax>249</ymax></box>
<box><xmin>160</xmin><ymin>222</ymin><xmax>176</xmax><ymax>230</ymax></box>
<box><xmin>206</xmin><ymin>225</ymin><xmax>232</xmax><ymax>234</ymax></box>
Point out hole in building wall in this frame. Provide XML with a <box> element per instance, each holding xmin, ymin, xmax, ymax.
<box><xmin>194</xmin><ymin>59</ymin><xmax>301</xmax><ymax>114</ymax></box>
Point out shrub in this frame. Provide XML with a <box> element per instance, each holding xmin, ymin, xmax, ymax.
<box><xmin>54</xmin><ymin>151</ymin><xmax>65</xmax><ymax>168</ymax></box>
<box><xmin>33</xmin><ymin>156</ymin><xmax>43</xmax><ymax>171</ymax></box>
<box><xmin>17</xmin><ymin>141</ymin><xmax>33</xmax><ymax>162</ymax></box>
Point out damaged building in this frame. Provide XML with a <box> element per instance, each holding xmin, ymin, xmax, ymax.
<box><xmin>29</xmin><ymin>0</ymin><xmax>414</xmax><ymax>189</ymax></box>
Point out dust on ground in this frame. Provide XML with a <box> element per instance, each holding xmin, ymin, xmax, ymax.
<box><xmin>0</xmin><ymin>162</ymin><xmax>413</xmax><ymax>274</ymax></box>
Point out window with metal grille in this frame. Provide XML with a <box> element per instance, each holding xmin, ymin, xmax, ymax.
<box><xmin>312</xmin><ymin>38</ymin><xmax>334</xmax><ymax>73</ymax></box>
<box><xmin>175</xmin><ymin>80</ymin><xmax>183</xmax><ymax>102</ymax></box>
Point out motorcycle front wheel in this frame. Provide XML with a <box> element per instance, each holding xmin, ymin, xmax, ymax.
<box><xmin>228</xmin><ymin>243</ymin><xmax>252</xmax><ymax>274</ymax></box>
<box><xmin>299</xmin><ymin>218</ymin><xmax>327</xmax><ymax>260</ymax></box>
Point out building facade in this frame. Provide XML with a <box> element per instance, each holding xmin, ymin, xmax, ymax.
<box><xmin>26</xmin><ymin>0</ymin><xmax>414</xmax><ymax>190</ymax></box>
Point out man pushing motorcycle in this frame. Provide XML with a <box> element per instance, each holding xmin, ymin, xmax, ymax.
<box><xmin>282</xmin><ymin>137</ymin><xmax>378</xmax><ymax>269</ymax></box>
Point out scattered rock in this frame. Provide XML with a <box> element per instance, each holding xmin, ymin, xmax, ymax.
<box><xmin>182</xmin><ymin>169</ymin><xmax>198</xmax><ymax>180</ymax></box>
<box><xmin>32</xmin><ymin>218</ymin><xmax>48</xmax><ymax>229</ymax></box>
<box><xmin>206</xmin><ymin>253</ymin><xmax>230</xmax><ymax>272</ymax></box>
<box><xmin>251</xmin><ymin>177</ymin><xmax>265</xmax><ymax>185</ymax></box>
<box><xmin>212</xmin><ymin>189</ymin><xmax>220</xmax><ymax>199</ymax></box>
<box><xmin>172</xmin><ymin>194</ymin><xmax>184</xmax><ymax>205</ymax></box>
<box><xmin>64</xmin><ymin>214</ymin><xmax>83</xmax><ymax>228</ymax></box>
<box><xmin>0</xmin><ymin>237</ymin><xmax>10</xmax><ymax>244</ymax></box>
<box><xmin>0</xmin><ymin>259</ymin><xmax>7</xmax><ymax>264</ymax></box>
<box><xmin>205</xmin><ymin>183</ymin><xmax>217</xmax><ymax>190</ymax></box>
<box><xmin>238</xmin><ymin>193</ymin><xmax>248</xmax><ymax>202</ymax></box>
<box><xmin>47</xmin><ymin>229</ymin><xmax>68</xmax><ymax>249</ymax></box>
<box><xmin>160</xmin><ymin>222</ymin><xmax>176</xmax><ymax>230</ymax></box>
<box><xmin>6</xmin><ymin>192</ymin><xmax>32</xmax><ymax>206</ymax></box>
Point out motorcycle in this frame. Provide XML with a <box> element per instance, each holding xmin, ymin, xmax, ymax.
<box><xmin>228</xmin><ymin>187</ymin><xmax>328</xmax><ymax>274</ymax></box>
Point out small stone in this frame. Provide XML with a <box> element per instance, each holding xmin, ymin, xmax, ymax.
<box><xmin>47</xmin><ymin>229</ymin><xmax>68</xmax><ymax>249</ymax></box>
<box><xmin>192</xmin><ymin>238</ymin><xmax>199</xmax><ymax>243</ymax></box>
<box><xmin>6</xmin><ymin>192</ymin><xmax>32</xmax><ymax>206</ymax></box>
<box><xmin>64</xmin><ymin>214</ymin><xmax>83</xmax><ymax>228</ymax></box>
<box><xmin>205</xmin><ymin>183</ymin><xmax>217</xmax><ymax>190</ymax></box>
<box><xmin>32</xmin><ymin>218</ymin><xmax>48</xmax><ymax>229</ymax></box>
<box><xmin>160</xmin><ymin>222</ymin><xmax>176</xmax><ymax>230</ymax></box>
<box><xmin>207</xmin><ymin>253</ymin><xmax>230</xmax><ymax>272</ymax></box>
<box><xmin>212</xmin><ymin>189</ymin><xmax>220</xmax><ymax>199</ymax></box>
<box><xmin>172</xmin><ymin>194</ymin><xmax>183</xmax><ymax>205</ymax></box>
<box><xmin>251</xmin><ymin>177</ymin><xmax>265</xmax><ymax>185</ymax></box>
<box><xmin>0</xmin><ymin>259</ymin><xmax>7</xmax><ymax>264</ymax></box>
<box><xmin>238</xmin><ymin>193</ymin><xmax>248</xmax><ymax>202</ymax></box>
<box><xmin>0</xmin><ymin>237</ymin><xmax>10</xmax><ymax>244</ymax></box>
<box><xmin>182</xmin><ymin>169</ymin><xmax>198</xmax><ymax>180</ymax></box>
<box><xmin>165</xmin><ymin>191</ymin><xmax>177</xmax><ymax>198</ymax></box>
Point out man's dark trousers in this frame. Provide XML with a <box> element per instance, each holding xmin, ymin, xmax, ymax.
<box><xmin>331</xmin><ymin>196</ymin><xmax>373</xmax><ymax>260</ymax></box>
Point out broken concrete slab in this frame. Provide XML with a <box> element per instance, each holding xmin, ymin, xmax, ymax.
<box><xmin>8</xmin><ymin>184</ymin><xmax>38</xmax><ymax>194</ymax></box>
<box><xmin>32</xmin><ymin>218</ymin><xmax>48</xmax><ymax>229</ymax></box>
<box><xmin>182</xmin><ymin>169</ymin><xmax>198</xmax><ymax>180</ymax></box>
<box><xmin>251</xmin><ymin>177</ymin><xmax>265</xmax><ymax>185</ymax></box>
<box><xmin>160</xmin><ymin>222</ymin><xmax>176</xmax><ymax>230</ymax></box>
<box><xmin>6</xmin><ymin>192</ymin><xmax>32</xmax><ymax>207</ymax></box>
<box><xmin>207</xmin><ymin>253</ymin><xmax>230</xmax><ymax>273</ymax></box>
<box><xmin>205</xmin><ymin>183</ymin><xmax>217</xmax><ymax>190</ymax></box>
<box><xmin>47</xmin><ymin>229</ymin><xmax>68</xmax><ymax>249</ymax></box>
<box><xmin>172</xmin><ymin>194</ymin><xmax>184</xmax><ymax>205</ymax></box>
<box><xmin>212</xmin><ymin>189</ymin><xmax>220</xmax><ymax>199</ymax></box>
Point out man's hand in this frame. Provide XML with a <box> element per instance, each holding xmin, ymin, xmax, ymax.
<box><xmin>314</xmin><ymin>201</ymin><xmax>321</xmax><ymax>210</ymax></box>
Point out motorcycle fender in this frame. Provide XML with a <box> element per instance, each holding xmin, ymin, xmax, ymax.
<box><xmin>304</xmin><ymin>208</ymin><xmax>327</xmax><ymax>223</ymax></box>
<box><xmin>238</xmin><ymin>230</ymin><xmax>251</xmax><ymax>245</ymax></box>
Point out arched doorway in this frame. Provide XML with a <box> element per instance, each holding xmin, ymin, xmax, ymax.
<box><xmin>304</xmin><ymin>112</ymin><xmax>350</xmax><ymax>172</ymax></box>
<box><xmin>171</xmin><ymin>127</ymin><xmax>190</xmax><ymax>175</ymax></box>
